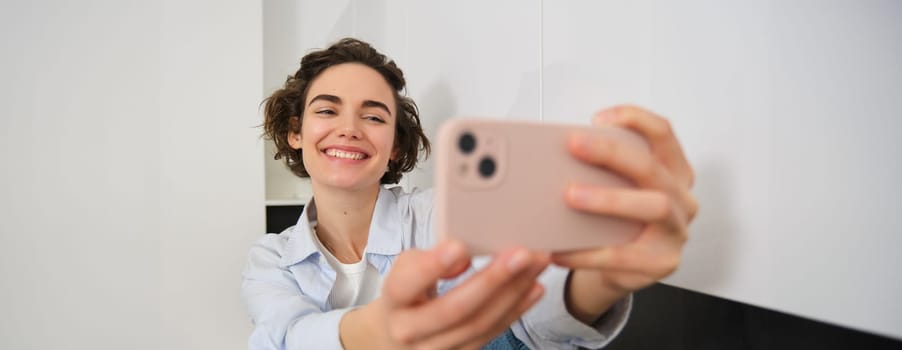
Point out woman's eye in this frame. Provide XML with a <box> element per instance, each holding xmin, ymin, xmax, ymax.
<box><xmin>365</xmin><ymin>116</ymin><xmax>386</xmax><ymax>123</ymax></box>
<box><xmin>316</xmin><ymin>109</ymin><xmax>336</xmax><ymax>115</ymax></box>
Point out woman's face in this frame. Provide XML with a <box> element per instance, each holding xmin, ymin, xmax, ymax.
<box><xmin>291</xmin><ymin>63</ymin><xmax>397</xmax><ymax>192</ymax></box>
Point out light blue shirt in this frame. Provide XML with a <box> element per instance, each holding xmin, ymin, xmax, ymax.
<box><xmin>241</xmin><ymin>186</ymin><xmax>632</xmax><ymax>349</ymax></box>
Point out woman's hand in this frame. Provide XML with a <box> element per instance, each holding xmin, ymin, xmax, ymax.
<box><xmin>341</xmin><ymin>240</ymin><xmax>550</xmax><ymax>350</ymax></box>
<box><xmin>552</xmin><ymin>105</ymin><xmax>699</xmax><ymax>324</ymax></box>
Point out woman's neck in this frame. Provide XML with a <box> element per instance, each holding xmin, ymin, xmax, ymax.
<box><xmin>310</xmin><ymin>183</ymin><xmax>381</xmax><ymax>264</ymax></box>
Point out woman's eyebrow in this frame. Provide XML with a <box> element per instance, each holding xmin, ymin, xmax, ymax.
<box><xmin>308</xmin><ymin>94</ymin><xmax>391</xmax><ymax>116</ymax></box>
<box><xmin>308</xmin><ymin>94</ymin><xmax>341</xmax><ymax>106</ymax></box>
<box><xmin>362</xmin><ymin>100</ymin><xmax>391</xmax><ymax>116</ymax></box>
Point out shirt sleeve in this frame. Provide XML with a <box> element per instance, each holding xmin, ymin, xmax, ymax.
<box><xmin>511</xmin><ymin>265</ymin><xmax>632</xmax><ymax>350</ymax></box>
<box><xmin>241</xmin><ymin>235</ymin><xmax>351</xmax><ymax>350</ymax></box>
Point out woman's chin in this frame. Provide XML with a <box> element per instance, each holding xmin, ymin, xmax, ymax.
<box><xmin>320</xmin><ymin>174</ymin><xmax>381</xmax><ymax>192</ymax></box>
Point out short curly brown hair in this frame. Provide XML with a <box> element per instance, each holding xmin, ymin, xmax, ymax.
<box><xmin>262</xmin><ymin>38</ymin><xmax>430</xmax><ymax>184</ymax></box>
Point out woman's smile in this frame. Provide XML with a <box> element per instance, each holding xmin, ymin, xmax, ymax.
<box><xmin>322</xmin><ymin>146</ymin><xmax>371</xmax><ymax>161</ymax></box>
<box><xmin>290</xmin><ymin>63</ymin><xmax>398</xmax><ymax>191</ymax></box>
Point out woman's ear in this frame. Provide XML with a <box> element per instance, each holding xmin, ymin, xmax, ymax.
<box><xmin>288</xmin><ymin>131</ymin><xmax>302</xmax><ymax>150</ymax></box>
<box><xmin>288</xmin><ymin>116</ymin><xmax>302</xmax><ymax>150</ymax></box>
<box><xmin>390</xmin><ymin>145</ymin><xmax>400</xmax><ymax>162</ymax></box>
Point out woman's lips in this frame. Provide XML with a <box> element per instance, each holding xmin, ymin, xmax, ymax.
<box><xmin>322</xmin><ymin>147</ymin><xmax>369</xmax><ymax>160</ymax></box>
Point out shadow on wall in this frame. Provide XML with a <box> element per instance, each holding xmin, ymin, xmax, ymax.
<box><xmin>539</xmin><ymin>62</ymin><xmax>648</xmax><ymax>121</ymax></box>
<box><xmin>262</xmin><ymin>0</ymin><xmax>307</xmax><ymax>201</ymax></box>
<box><xmin>352</xmin><ymin>0</ymin><xmax>391</xmax><ymax>47</ymax></box>
<box><xmin>407</xmin><ymin>79</ymin><xmax>457</xmax><ymax>190</ymax></box>
<box><xmin>331</xmin><ymin>0</ymin><xmax>393</xmax><ymax>48</ymax></box>
<box><xmin>506</xmin><ymin>68</ymin><xmax>541</xmax><ymax>119</ymax></box>
<box><xmin>328</xmin><ymin>2</ymin><xmax>355</xmax><ymax>43</ymax></box>
<box><xmin>668</xmin><ymin>160</ymin><xmax>737</xmax><ymax>290</ymax></box>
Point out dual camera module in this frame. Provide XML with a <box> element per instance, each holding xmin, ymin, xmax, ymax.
<box><xmin>458</xmin><ymin>132</ymin><xmax>495</xmax><ymax>178</ymax></box>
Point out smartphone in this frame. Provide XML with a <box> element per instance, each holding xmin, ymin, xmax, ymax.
<box><xmin>435</xmin><ymin>117</ymin><xmax>649</xmax><ymax>255</ymax></box>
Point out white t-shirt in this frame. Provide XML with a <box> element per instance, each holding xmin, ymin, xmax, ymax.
<box><xmin>312</xmin><ymin>227</ymin><xmax>383</xmax><ymax>309</ymax></box>
<box><xmin>243</xmin><ymin>186</ymin><xmax>632</xmax><ymax>349</ymax></box>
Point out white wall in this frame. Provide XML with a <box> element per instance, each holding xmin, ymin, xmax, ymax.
<box><xmin>542</xmin><ymin>0</ymin><xmax>902</xmax><ymax>341</ymax></box>
<box><xmin>159</xmin><ymin>1</ymin><xmax>263</xmax><ymax>349</ymax></box>
<box><xmin>1</xmin><ymin>1</ymin><xmax>263</xmax><ymax>349</ymax></box>
<box><xmin>263</xmin><ymin>0</ymin><xmax>902</xmax><ymax>341</ymax></box>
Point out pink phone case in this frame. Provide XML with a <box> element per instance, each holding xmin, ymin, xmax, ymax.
<box><xmin>435</xmin><ymin>117</ymin><xmax>649</xmax><ymax>255</ymax></box>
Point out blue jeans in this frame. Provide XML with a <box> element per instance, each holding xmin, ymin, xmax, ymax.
<box><xmin>482</xmin><ymin>329</ymin><xmax>529</xmax><ymax>350</ymax></box>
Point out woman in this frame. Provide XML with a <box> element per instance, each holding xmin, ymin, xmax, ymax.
<box><xmin>243</xmin><ymin>38</ymin><xmax>698</xmax><ymax>350</ymax></box>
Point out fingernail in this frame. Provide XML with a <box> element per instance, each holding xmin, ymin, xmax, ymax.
<box><xmin>440</xmin><ymin>241</ymin><xmax>464</xmax><ymax>267</ymax></box>
<box><xmin>595</xmin><ymin>110</ymin><xmax>619</xmax><ymax>124</ymax></box>
<box><xmin>572</xmin><ymin>134</ymin><xmax>592</xmax><ymax>149</ymax></box>
<box><xmin>507</xmin><ymin>250</ymin><xmax>530</xmax><ymax>272</ymax></box>
<box><xmin>527</xmin><ymin>284</ymin><xmax>544</xmax><ymax>303</ymax></box>
<box><xmin>567</xmin><ymin>185</ymin><xmax>592</xmax><ymax>205</ymax></box>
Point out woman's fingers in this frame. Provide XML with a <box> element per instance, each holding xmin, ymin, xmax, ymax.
<box><xmin>567</xmin><ymin>131</ymin><xmax>664</xmax><ymax>190</ymax></box>
<box><xmin>565</xmin><ymin>185</ymin><xmax>689</xmax><ymax>236</ymax></box>
<box><xmin>567</xmin><ymin>135</ymin><xmax>699</xmax><ymax>222</ymax></box>
<box><xmin>453</xmin><ymin>283</ymin><xmax>546</xmax><ymax>350</ymax></box>
<box><xmin>551</xmin><ymin>244</ymin><xmax>682</xmax><ymax>278</ymax></box>
<box><xmin>386</xmin><ymin>249</ymin><xmax>549</xmax><ymax>345</ymax></box>
<box><xmin>594</xmin><ymin>105</ymin><xmax>695</xmax><ymax>188</ymax></box>
<box><xmin>566</xmin><ymin>186</ymin><xmax>669</xmax><ymax>223</ymax></box>
<box><xmin>382</xmin><ymin>240</ymin><xmax>470</xmax><ymax>308</ymax></box>
<box><xmin>416</xmin><ymin>264</ymin><xmax>547</xmax><ymax>349</ymax></box>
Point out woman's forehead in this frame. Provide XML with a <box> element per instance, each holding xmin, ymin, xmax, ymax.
<box><xmin>306</xmin><ymin>63</ymin><xmax>394</xmax><ymax>107</ymax></box>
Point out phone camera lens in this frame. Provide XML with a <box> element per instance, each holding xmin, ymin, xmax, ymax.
<box><xmin>478</xmin><ymin>157</ymin><xmax>496</xmax><ymax>178</ymax></box>
<box><xmin>458</xmin><ymin>132</ymin><xmax>476</xmax><ymax>154</ymax></box>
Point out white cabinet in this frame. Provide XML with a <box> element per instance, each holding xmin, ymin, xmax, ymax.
<box><xmin>261</xmin><ymin>0</ymin><xmax>902</xmax><ymax>340</ymax></box>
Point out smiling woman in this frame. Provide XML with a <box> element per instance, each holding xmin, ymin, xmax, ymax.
<box><xmin>292</xmin><ymin>64</ymin><xmax>399</xmax><ymax>192</ymax></box>
<box><xmin>243</xmin><ymin>38</ymin><xmax>698</xmax><ymax>350</ymax></box>
<box><xmin>262</xmin><ymin>38</ymin><xmax>429</xmax><ymax>186</ymax></box>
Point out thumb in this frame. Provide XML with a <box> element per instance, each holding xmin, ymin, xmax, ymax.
<box><xmin>382</xmin><ymin>240</ymin><xmax>470</xmax><ymax>307</ymax></box>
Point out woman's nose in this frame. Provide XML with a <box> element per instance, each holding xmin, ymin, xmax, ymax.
<box><xmin>336</xmin><ymin>115</ymin><xmax>362</xmax><ymax>139</ymax></box>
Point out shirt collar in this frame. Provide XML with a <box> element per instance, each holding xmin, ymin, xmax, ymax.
<box><xmin>279</xmin><ymin>186</ymin><xmax>403</xmax><ymax>268</ymax></box>
<box><xmin>367</xmin><ymin>187</ymin><xmax>404</xmax><ymax>256</ymax></box>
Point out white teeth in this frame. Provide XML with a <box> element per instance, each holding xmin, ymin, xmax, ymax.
<box><xmin>325</xmin><ymin>148</ymin><xmax>366</xmax><ymax>160</ymax></box>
